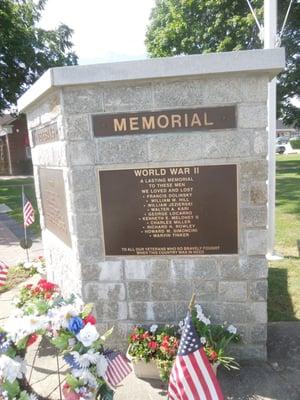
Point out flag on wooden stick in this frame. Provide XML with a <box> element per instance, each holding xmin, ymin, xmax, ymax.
<box><xmin>168</xmin><ymin>312</ymin><xmax>224</xmax><ymax>400</ymax></box>
<box><xmin>22</xmin><ymin>192</ymin><xmax>35</xmax><ymax>227</ymax></box>
<box><xmin>0</xmin><ymin>261</ymin><xmax>9</xmax><ymax>287</ymax></box>
<box><xmin>104</xmin><ymin>350</ymin><xmax>132</xmax><ymax>387</ymax></box>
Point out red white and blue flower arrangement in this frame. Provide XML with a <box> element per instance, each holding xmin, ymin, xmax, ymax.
<box><xmin>0</xmin><ymin>279</ymin><xmax>129</xmax><ymax>400</ymax></box>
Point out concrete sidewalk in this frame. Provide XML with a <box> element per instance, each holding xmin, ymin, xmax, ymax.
<box><xmin>0</xmin><ymin>214</ymin><xmax>43</xmax><ymax>265</ymax></box>
<box><xmin>0</xmin><ymin>278</ymin><xmax>300</xmax><ymax>399</ymax></box>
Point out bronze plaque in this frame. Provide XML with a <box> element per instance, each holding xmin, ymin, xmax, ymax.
<box><xmin>99</xmin><ymin>164</ymin><xmax>238</xmax><ymax>256</ymax></box>
<box><xmin>39</xmin><ymin>168</ymin><xmax>71</xmax><ymax>247</ymax></box>
<box><xmin>33</xmin><ymin>122</ymin><xmax>58</xmax><ymax>146</ymax></box>
<box><xmin>93</xmin><ymin>106</ymin><xmax>236</xmax><ymax>137</ymax></box>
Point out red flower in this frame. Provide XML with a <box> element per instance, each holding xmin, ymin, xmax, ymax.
<box><xmin>83</xmin><ymin>315</ymin><xmax>96</xmax><ymax>325</ymax></box>
<box><xmin>25</xmin><ymin>284</ymin><xmax>33</xmax><ymax>289</ymax></box>
<box><xmin>142</xmin><ymin>332</ymin><xmax>150</xmax><ymax>339</ymax></box>
<box><xmin>130</xmin><ymin>334</ymin><xmax>139</xmax><ymax>341</ymax></box>
<box><xmin>44</xmin><ymin>292</ymin><xmax>52</xmax><ymax>300</ymax></box>
<box><xmin>209</xmin><ymin>351</ymin><xmax>218</xmax><ymax>362</ymax></box>
<box><xmin>62</xmin><ymin>383</ymin><xmax>80</xmax><ymax>400</ymax></box>
<box><xmin>38</xmin><ymin>279</ymin><xmax>57</xmax><ymax>292</ymax></box>
<box><xmin>148</xmin><ymin>341</ymin><xmax>158</xmax><ymax>350</ymax></box>
<box><xmin>27</xmin><ymin>334</ymin><xmax>38</xmax><ymax>347</ymax></box>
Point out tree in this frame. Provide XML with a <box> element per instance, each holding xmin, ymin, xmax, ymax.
<box><xmin>0</xmin><ymin>0</ymin><xmax>78</xmax><ymax>113</ymax></box>
<box><xmin>145</xmin><ymin>0</ymin><xmax>300</xmax><ymax>127</ymax></box>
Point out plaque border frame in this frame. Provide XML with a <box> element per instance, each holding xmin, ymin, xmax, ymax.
<box><xmin>96</xmin><ymin>161</ymin><xmax>240</xmax><ymax>258</ymax></box>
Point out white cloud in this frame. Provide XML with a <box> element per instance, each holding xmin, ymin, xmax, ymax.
<box><xmin>39</xmin><ymin>0</ymin><xmax>155</xmax><ymax>65</ymax></box>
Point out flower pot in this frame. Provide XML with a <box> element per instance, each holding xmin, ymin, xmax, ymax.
<box><xmin>127</xmin><ymin>351</ymin><xmax>161</xmax><ymax>380</ymax></box>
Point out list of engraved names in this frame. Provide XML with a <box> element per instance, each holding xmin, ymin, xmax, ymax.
<box><xmin>99</xmin><ymin>164</ymin><xmax>238</xmax><ymax>256</ymax></box>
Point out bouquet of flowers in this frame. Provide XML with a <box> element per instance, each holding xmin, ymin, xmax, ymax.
<box><xmin>128</xmin><ymin>325</ymin><xmax>180</xmax><ymax>382</ymax></box>
<box><xmin>189</xmin><ymin>304</ymin><xmax>240</xmax><ymax>370</ymax></box>
<box><xmin>0</xmin><ymin>279</ymin><xmax>123</xmax><ymax>400</ymax></box>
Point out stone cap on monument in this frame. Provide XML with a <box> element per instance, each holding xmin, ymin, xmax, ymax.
<box><xmin>18</xmin><ymin>48</ymin><xmax>285</xmax><ymax>112</ymax></box>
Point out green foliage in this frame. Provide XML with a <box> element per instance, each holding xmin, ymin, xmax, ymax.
<box><xmin>146</xmin><ymin>0</ymin><xmax>300</xmax><ymax>126</ymax></box>
<box><xmin>290</xmin><ymin>139</ymin><xmax>300</xmax><ymax>149</ymax></box>
<box><xmin>96</xmin><ymin>381</ymin><xmax>114</xmax><ymax>400</ymax></box>
<box><xmin>51</xmin><ymin>330</ymin><xmax>73</xmax><ymax>351</ymax></box>
<box><xmin>81</xmin><ymin>303</ymin><xmax>94</xmax><ymax>319</ymax></box>
<box><xmin>0</xmin><ymin>0</ymin><xmax>78</xmax><ymax>112</ymax></box>
<box><xmin>2</xmin><ymin>380</ymin><xmax>21</xmax><ymax>398</ymax></box>
<box><xmin>65</xmin><ymin>374</ymin><xmax>83</xmax><ymax>390</ymax></box>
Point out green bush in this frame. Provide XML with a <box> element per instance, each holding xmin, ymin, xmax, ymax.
<box><xmin>290</xmin><ymin>139</ymin><xmax>300</xmax><ymax>149</ymax></box>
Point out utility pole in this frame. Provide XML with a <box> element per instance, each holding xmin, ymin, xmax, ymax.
<box><xmin>264</xmin><ymin>0</ymin><xmax>281</xmax><ymax>260</ymax></box>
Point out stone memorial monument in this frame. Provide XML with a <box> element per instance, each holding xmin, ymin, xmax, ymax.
<box><xmin>18</xmin><ymin>48</ymin><xmax>285</xmax><ymax>358</ymax></box>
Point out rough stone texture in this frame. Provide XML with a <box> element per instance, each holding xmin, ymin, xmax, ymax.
<box><xmin>23</xmin><ymin>64</ymin><xmax>271</xmax><ymax>361</ymax></box>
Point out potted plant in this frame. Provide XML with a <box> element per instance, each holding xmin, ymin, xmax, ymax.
<box><xmin>127</xmin><ymin>325</ymin><xmax>180</xmax><ymax>382</ymax></box>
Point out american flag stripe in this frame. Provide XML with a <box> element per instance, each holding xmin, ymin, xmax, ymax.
<box><xmin>168</xmin><ymin>380</ymin><xmax>181</xmax><ymax>400</ymax></box>
<box><xmin>0</xmin><ymin>261</ymin><xmax>9</xmax><ymax>286</ymax></box>
<box><xmin>175</xmin><ymin>362</ymin><xmax>189</xmax><ymax>400</ymax></box>
<box><xmin>178</xmin><ymin>357</ymin><xmax>199</xmax><ymax>399</ymax></box>
<box><xmin>23</xmin><ymin>192</ymin><xmax>34</xmax><ymax>227</ymax></box>
<box><xmin>168</xmin><ymin>312</ymin><xmax>223</xmax><ymax>400</ymax></box>
<box><xmin>196</xmin><ymin>349</ymin><xmax>224</xmax><ymax>399</ymax></box>
<box><xmin>186</xmin><ymin>354</ymin><xmax>208</xmax><ymax>399</ymax></box>
<box><xmin>104</xmin><ymin>353</ymin><xmax>131</xmax><ymax>387</ymax></box>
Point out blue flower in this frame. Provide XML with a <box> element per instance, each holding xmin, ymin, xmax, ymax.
<box><xmin>68</xmin><ymin>316</ymin><xmax>84</xmax><ymax>335</ymax></box>
<box><xmin>63</xmin><ymin>353</ymin><xmax>80</xmax><ymax>369</ymax></box>
<box><xmin>0</xmin><ymin>332</ymin><xmax>11</xmax><ymax>353</ymax></box>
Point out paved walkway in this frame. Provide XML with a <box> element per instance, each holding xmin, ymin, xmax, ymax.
<box><xmin>0</xmin><ymin>213</ymin><xmax>43</xmax><ymax>265</ymax></box>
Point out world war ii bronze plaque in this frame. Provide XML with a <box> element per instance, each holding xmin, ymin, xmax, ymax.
<box><xmin>39</xmin><ymin>168</ymin><xmax>71</xmax><ymax>247</ymax></box>
<box><xmin>92</xmin><ymin>106</ymin><xmax>236</xmax><ymax>137</ymax></box>
<box><xmin>99</xmin><ymin>164</ymin><xmax>238</xmax><ymax>256</ymax></box>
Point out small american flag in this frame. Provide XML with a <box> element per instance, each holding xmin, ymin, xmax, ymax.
<box><xmin>0</xmin><ymin>261</ymin><xmax>9</xmax><ymax>287</ymax></box>
<box><xmin>23</xmin><ymin>192</ymin><xmax>35</xmax><ymax>227</ymax></box>
<box><xmin>168</xmin><ymin>312</ymin><xmax>224</xmax><ymax>400</ymax></box>
<box><xmin>104</xmin><ymin>350</ymin><xmax>132</xmax><ymax>387</ymax></box>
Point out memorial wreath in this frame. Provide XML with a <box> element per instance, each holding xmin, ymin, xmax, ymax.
<box><xmin>0</xmin><ymin>279</ymin><xmax>129</xmax><ymax>400</ymax></box>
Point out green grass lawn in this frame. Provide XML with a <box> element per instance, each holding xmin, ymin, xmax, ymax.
<box><xmin>0</xmin><ymin>177</ymin><xmax>40</xmax><ymax>236</ymax></box>
<box><xmin>268</xmin><ymin>154</ymin><xmax>300</xmax><ymax>321</ymax></box>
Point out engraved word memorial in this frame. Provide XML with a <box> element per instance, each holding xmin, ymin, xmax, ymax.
<box><xmin>19</xmin><ymin>48</ymin><xmax>285</xmax><ymax>359</ymax></box>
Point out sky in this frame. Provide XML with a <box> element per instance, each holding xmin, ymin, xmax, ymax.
<box><xmin>39</xmin><ymin>0</ymin><xmax>156</xmax><ymax>65</ymax></box>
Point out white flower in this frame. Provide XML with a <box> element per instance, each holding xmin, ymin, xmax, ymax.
<box><xmin>23</xmin><ymin>262</ymin><xmax>34</xmax><ymax>269</ymax></box>
<box><xmin>149</xmin><ymin>324</ymin><xmax>158</xmax><ymax>333</ymax></box>
<box><xmin>202</xmin><ymin>317</ymin><xmax>211</xmax><ymax>325</ymax></box>
<box><xmin>227</xmin><ymin>325</ymin><xmax>237</xmax><ymax>335</ymax></box>
<box><xmin>68</xmin><ymin>338</ymin><xmax>76</xmax><ymax>347</ymax></box>
<box><xmin>72</xmin><ymin>368</ymin><xmax>97</xmax><ymax>387</ymax></box>
<box><xmin>0</xmin><ymin>355</ymin><xmax>26</xmax><ymax>383</ymax></box>
<box><xmin>200</xmin><ymin>337</ymin><xmax>207</xmax><ymax>345</ymax></box>
<box><xmin>5</xmin><ymin>315</ymin><xmax>48</xmax><ymax>342</ymax></box>
<box><xmin>178</xmin><ymin>320</ymin><xmax>185</xmax><ymax>334</ymax></box>
<box><xmin>76</xmin><ymin>323</ymin><xmax>99</xmax><ymax>347</ymax></box>
<box><xmin>95</xmin><ymin>354</ymin><xmax>108</xmax><ymax>377</ymax></box>
<box><xmin>71</xmin><ymin>350</ymin><xmax>99</xmax><ymax>368</ymax></box>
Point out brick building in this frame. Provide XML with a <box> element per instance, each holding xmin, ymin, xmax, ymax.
<box><xmin>0</xmin><ymin>114</ymin><xmax>32</xmax><ymax>175</ymax></box>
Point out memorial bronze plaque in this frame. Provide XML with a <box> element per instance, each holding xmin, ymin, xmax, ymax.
<box><xmin>39</xmin><ymin>168</ymin><xmax>71</xmax><ymax>247</ymax></box>
<box><xmin>33</xmin><ymin>122</ymin><xmax>59</xmax><ymax>146</ymax></box>
<box><xmin>99</xmin><ymin>164</ymin><xmax>238</xmax><ymax>256</ymax></box>
<box><xmin>92</xmin><ymin>106</ymin><xmax>236</xmax><ymax>137</ymax></box>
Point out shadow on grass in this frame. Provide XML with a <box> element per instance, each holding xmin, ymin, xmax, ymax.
<box><xmin>268</xmin><ymin>267</ymin><xmax>297</xmax><ymax>321</ymax></box>
<box><xmin>276</xmin><ymin>177</ymin><xmax>300</xmax><ymax>215</ymax></box>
